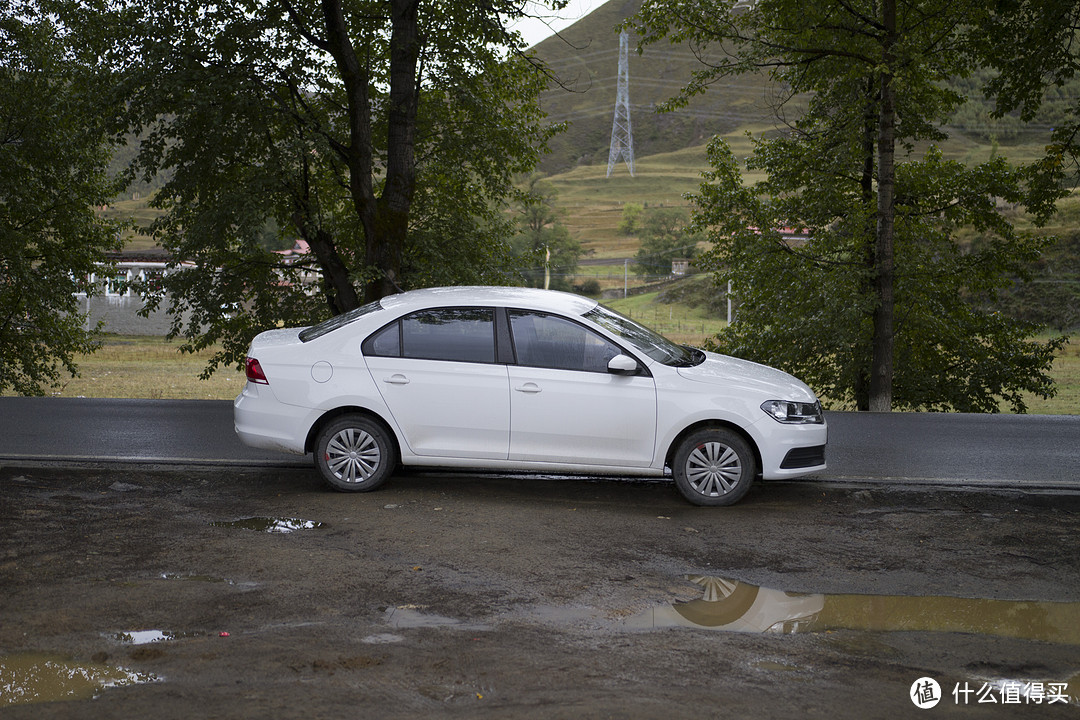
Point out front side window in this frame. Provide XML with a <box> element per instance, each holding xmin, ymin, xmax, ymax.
<box><xmin>383</xmin><ymin>307</ymin><xmax>496</xmax><ymax>363</ymax></box>
<box><xmin>509</xmin><ymin>310</ymin><xmax>623</xmax><ymax>373</ymax></box>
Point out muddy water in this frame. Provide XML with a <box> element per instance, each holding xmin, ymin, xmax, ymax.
<box><xmin>0</xmin><ymin>653</ymin><xmax>157</xmax><ymax>707</ymax></box>
<box><xmin>631</xmin><ymin>575</ymin><xmax>1080</xmax><ymax>645</ymax></box>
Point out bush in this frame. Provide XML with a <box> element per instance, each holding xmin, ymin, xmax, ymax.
<box><xmin>574</xmin><ymin>279</ymin><xmax>602</xmax><ymax>297</ymax></box>
<box><xmin>988</xmin><ymin>231</ymin><xmax>1080</xmax><ymax>332</ymax></box>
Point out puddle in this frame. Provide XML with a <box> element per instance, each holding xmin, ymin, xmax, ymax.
<box><xmin>210</xmin><ymin>517</ymin><xmax>325</xmax><ymax>533</ymax></box>
<box><xmin>0</xmin><ymin>653</ymin><xmax>158</xmax><ymax>707</ymax></box>
<box><xmin>384</xmin><ymin>606</ymin><xmax>491</xmax><ymax>632</ymax></box>
<box><xmin>112</xmin><ymin>629</ymin><xmax>200</xmax><ymax>645</ymax></box>
<box><xmin>629</xmin><ymin>575</ymin><xmax>1080</xmax><ymax>645</ymax></box>
<box><xmin>362</xmin><ymin>633</ymin><xmax>405</xmax><ymax>645</ymax></box>
<box><xmin>160</xmin><ymin>573</ymin><xmax>233</xmax><ymax>584</ymax></box>
<box><xmin>752</xmin><ymin>660</ymin><xmax>803</xmax><ymax>673</ymax></box>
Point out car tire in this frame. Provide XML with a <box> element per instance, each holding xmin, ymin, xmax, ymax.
<box><xmin>672</xmin><ymin>428</ymin><xmax>756</xmax><ymax>506</ymax></box>
<box><xmin>314</xmin><ymin>415</ymin><xmax>396</xmax><ymax>493</ymax></box>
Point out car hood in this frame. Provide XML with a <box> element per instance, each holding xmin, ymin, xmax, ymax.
<box><xmin>676</xmin><ymin>352</ymin><xmax>818</xmax><ymax>403</ymax></box>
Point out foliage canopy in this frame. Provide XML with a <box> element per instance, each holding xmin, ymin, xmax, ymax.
<box><xmin>630</xmin><ymin>0</ymin><xmax>1068</xmax><ymax>412</ymax></box>
<box><xmin>0</xmin><ymin>1</ymin><xmax>126</xmax><ymax>395</ymax></box>
<box><xmin>97</xmin><ymin>0</ymin><xmax>564</xmax><ymax>376</ymax></box>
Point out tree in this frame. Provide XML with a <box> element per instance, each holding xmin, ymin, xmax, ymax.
<box><xmin>618</xmin><ymin>202</ymin><xmax>644</xmax><ymax>235</ymax></box>
<box><xmin>97</xmin><ymin>0</ymin><xmax>561</xmax><ymax>376</ymax></box>
<box><xmin>978</xmin><ymin>0</ymin><xmax>1080</xmax><ymax>199</ymax></box>
<box><xmin>0</xmin><ymin>2</ymin><xmax>126</xmax><ymax>395</ymax></box>
<box><xmin>630</xmin><ymin>0</ymin><xmax>1066</xmax><ymax>412</ymax></box>
<box><xmin>630</xmin><ymin>207</ymin><xmax>701</xmax><ymax>278</ymax></box>
<box><xmin>512</xmin><ymin>174</ymin><xmax>581</xmax><ymax>291</ymax></box>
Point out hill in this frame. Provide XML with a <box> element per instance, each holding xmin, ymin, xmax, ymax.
<box><xmin>531</xmin><ymin>0</ymin><xmax>1070</xmax><ymax>176</ymax></box>
<box><xmin>531</xmin><ymin>0</ymin><xmax>788</xmax><ymax>174</ymax></box>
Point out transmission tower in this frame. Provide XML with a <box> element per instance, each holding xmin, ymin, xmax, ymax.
<box><xmin>606</xmin><ymin>30</ymin><xmax>635</xmax><ymax>177</ymax></box>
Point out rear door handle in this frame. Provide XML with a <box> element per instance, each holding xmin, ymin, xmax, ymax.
<box><xmin>383</xmin><ymin>374</ymin><xmax>410</xmax><ymax>385</ymax></box>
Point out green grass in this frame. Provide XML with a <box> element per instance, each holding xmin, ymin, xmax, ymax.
<box><xmin>547</xmin><ymin>130</ymin><xmax>771</xmax><ymax>258</ymax></box>
<box><xmin>1006</xmin><ymin>336</ymin><xmax>1080</xmax><ymax>414</ymax></box>
<box><xmin>604</xmin><ymin>289</ymin><xmax>727</xmax><ymax>347</ymax></box>
<box><xmin>27</xmin><ymin>336</ymin><xmax>246</xmax><ymax>400</ymax></box>
<box><xmin>101</xmin><ymin>197</ymin><xmax>162</xmax><ymax>251</ymax></box>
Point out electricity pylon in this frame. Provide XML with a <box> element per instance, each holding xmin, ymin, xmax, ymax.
<box><xmin>606</xmin><ymin>30</ymin><xmax>635</xmax><ymax>177</ymax></box>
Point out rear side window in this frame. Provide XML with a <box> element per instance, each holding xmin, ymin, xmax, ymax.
<box><xmin>366</xmin><ymin>323</ymin><xmax>400</xmax><ymax>357</ymax></box>
<box><xmin>364</xmin><ymin>308</ymin><xmax>495</xmax><ymax>364</ymax></box>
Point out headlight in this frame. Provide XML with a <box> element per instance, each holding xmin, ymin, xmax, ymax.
<box><xmin>761</xmin><ymin>400</ymin><xmax>823</xmax><ymax>424</ymax></box>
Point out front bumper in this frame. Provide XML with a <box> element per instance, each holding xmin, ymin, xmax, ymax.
<box><xmin>753</xmin><ymin>417</ymin><xmax>828</xmax><ymax>479</ymax></box>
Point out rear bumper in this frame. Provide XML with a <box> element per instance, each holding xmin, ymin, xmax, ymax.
<box><xmin>233</xmin><ymin>385</ymin><xmax>309</xmax><ymax>455</ymax></box>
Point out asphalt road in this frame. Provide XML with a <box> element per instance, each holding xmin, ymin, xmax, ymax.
<box><xmin>1</xmin><ymin>397</ymin><xmax>1077</xmax><ymax>489</ymax></box>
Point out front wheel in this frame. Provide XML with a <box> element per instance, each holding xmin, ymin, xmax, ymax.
<box><xmin>314</xmin><ymin>415</ymin><xmax>396</xmax><ymax>492</ymax></box>
<box><xmin>672</xmin><ymin>428</ymin><xmax>756</xmax><ymax>506</ymax></box>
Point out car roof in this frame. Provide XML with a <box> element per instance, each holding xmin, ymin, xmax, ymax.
<box><xmin>378</xmin><ymin>286</ymin><xmax>600</xmax><ymax>317</ymax></box>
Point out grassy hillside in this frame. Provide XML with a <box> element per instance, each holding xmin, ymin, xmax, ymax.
<box><xmin>531</xmin><ymin>0</ymin><xmax>1064</xmax><ymax>176</ymax></box>
<box><xmin>532</xmin><ymin>0</ymin><xmax>791</xmax><ymax>174</ymax></box>
<box><xmin>543</xmin><ymin>123</ymin><xmax>1056</xmax><ymax>264</ymax></box>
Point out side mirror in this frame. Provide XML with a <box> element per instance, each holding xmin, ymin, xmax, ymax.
<box><xmin>607</xmin><ymin>354</ymin><xmax>639</xmax><ymax>375</ymax></box>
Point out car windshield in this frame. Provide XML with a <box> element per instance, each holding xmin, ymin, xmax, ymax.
<box><xmin>584</xmin><ymin>304</ymin><xmax>704</xmax><ymax>367</ymax></box>
<box><xmin>299</xmin><ymin>300</ymin><xmax>383</xmax><ymax>342</ymax></box>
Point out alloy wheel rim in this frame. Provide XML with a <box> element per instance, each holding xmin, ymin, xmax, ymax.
<box><xmin>685</xmin><ymin>442</ymin><xmax>741</xmax><ymax>497</ymax></box>
<box><xmin>325</xmin><ymin>428</ymin><xmax>381</xmax><ymax>483</ymax></box>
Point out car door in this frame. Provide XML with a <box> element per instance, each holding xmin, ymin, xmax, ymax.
<box><xmin>506</xmin><ymin>310</ymin><xmax>656</xmax><ymax>467</ymax></box>
<box><xmin>364</xmin><ymin>307</ymin><xmax>510</xmax><ymax>460</ymax></box>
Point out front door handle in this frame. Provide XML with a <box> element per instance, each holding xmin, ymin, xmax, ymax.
<box><xmin>515</xmin><ymin>383</ymin><xmax>542</xmax><ymax>394</ymax></box>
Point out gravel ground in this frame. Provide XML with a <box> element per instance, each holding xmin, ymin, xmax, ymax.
<box><xmin>1</xmin><ymin>465</ymin><xmax>1078</xmax><ymax>718</ymax></box>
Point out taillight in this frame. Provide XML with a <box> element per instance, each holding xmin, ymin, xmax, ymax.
<box><xmin>245</xmin><ymin>357</ymin><xmax>269</xmax><ymax>385</ymax></box>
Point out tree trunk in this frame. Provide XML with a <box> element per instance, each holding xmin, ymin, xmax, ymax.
<box><xmin>290</xmin><ymin>148</ymin><xmax>359</xmax><ymax>315</ymax></box>
<box><xmin>320</xmin><ymin>0</ymin><xmax>378</xmax><ymax>310</ymax></box>
<box><xmin>869</xmin><ymin>0</ymin><xmax>896</xmax><ymax>413</ymax></box>
<box><xmin>365</xmin><ymin>0</ymin><xmax>421</xmax><ymax>302</ymax></box>
<box><xmin>305</xmin><ymin>227</ymin><xmax>361</xmax><ymax>315</ymax></box>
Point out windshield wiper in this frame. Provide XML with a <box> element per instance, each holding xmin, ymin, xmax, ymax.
<box><xmin>673</xmin><ymin>347</ymin><xmax>706</xmax><ymax>367</ymax></box>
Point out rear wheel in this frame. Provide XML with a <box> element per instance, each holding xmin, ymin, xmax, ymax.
<box><xmin>314</xmin><ymin>415</ymin><xmax>395</xmax><ymax>492</ymax></box>
<box><xmin>672</xmin><ymin>428</ymin><xmax>756</xmax><ymax>506</ymax></box>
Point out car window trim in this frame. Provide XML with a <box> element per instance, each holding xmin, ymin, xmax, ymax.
<box><xmin>495</xmin><ymin>307</ymin><xmax>516</xmax><ymax>365</ymax></box>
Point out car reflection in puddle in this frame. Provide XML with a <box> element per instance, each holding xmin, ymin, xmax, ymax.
<box><xmin>628</xmin><ymin>575</ymin><xmax>1080</xmax><ymax>645</ymax></box>
<box><xmin>0</xmin><ymin>653</ymin><xmax>158</xmax><ymax>707</ymax></box>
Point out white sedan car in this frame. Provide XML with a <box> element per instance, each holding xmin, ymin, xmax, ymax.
<box><xmin>234</xmin><ymin>286</ymin><xmax>826</xmax><ymax>506</ymax></box>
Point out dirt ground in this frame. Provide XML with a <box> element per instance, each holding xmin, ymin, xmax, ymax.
<box><xmin>1</xmin><ymin>464</ymin><xmax>1078</xmax><ymax>718</ymax></box>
